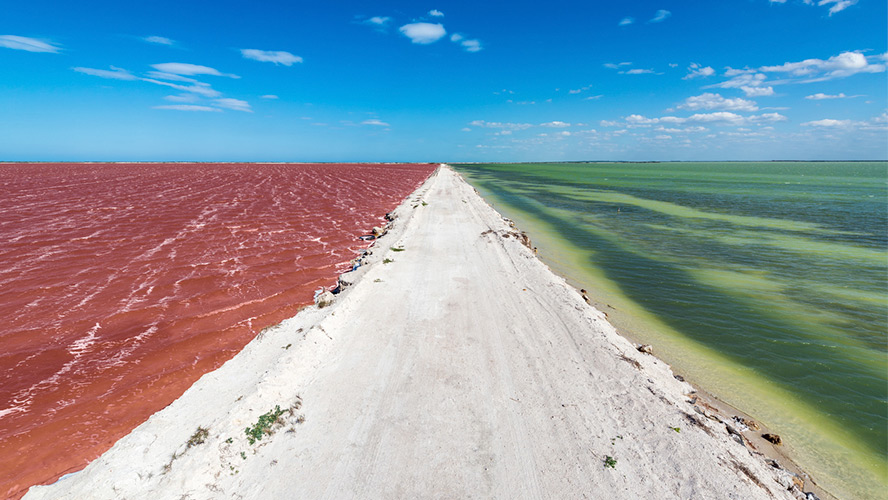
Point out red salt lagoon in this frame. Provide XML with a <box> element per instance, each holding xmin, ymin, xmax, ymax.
<box><xmin>0</xmin><ymin>162</ymin><xmax>436</xmax><ymax>498</ymax></box>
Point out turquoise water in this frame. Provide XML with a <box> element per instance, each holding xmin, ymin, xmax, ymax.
<box><xmin>454</xmin><ymin>162</ymin><xmax>888</xmax><ymax>499</ymax></box>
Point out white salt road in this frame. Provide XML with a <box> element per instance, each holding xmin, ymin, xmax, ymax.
<box><xmin>26</xmin><ymin>166</ymin><xmax>798</xmax><ymax>499</ymax></box>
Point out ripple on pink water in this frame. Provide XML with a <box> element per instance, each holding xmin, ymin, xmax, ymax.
<box><xmin>0</xmin><ymin>162</ymin><xmax>436</xmax><ymax>499</ymax></box>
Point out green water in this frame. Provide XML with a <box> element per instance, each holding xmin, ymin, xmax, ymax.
<box><xmin>454</xmin><ymin>162</ymin><xmax>888</xmax><ymax>499</ymax></box>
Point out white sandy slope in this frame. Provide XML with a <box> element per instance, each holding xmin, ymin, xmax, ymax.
<box><xmin>26</xmin><ymin>166</ymin><xmax>800</xmax><ymax>500</ymax></box>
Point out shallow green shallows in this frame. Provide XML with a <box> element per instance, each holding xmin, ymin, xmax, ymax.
<box><xmin>454</xmin><ymin>162</ymin><xmax>888</xmax><ymax>500</ymax></box>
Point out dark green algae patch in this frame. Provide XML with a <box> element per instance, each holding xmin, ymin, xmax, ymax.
<box><xmin>453</xmin><ymin>161</ymin><xmax>888</xmax><ymax>500</ymax></box>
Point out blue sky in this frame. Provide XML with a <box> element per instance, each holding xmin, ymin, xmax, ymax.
<box><xmin>1</xmin><ymin>0</ymin><xmax>886</xmax><ymax>161</ymax></box>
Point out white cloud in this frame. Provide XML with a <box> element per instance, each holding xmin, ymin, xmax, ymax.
<box><xmin>621</xmin><ymin>69</ymin><xmax>655</xmax><ymax>75</ymax></box>
<box><xmin>623</xmin><ymin>111</ymin><xmax>785</xmax><ymax>127</ymax></box>
<box><xmin>649</xmin><ymin>10</ymin><xmax>671</xmax><ymax>23</ymax></box>
<box><xmin>819</xmin><ymin>0</ymin><xmax>857</xmax><ymax>15</ymax></box>
<box><xmin>429</xmin><ymin>9</ymin><xmax>444</xmax><ymax>17</ymax></box>
<box><xmin>678</xmin><ymin>93</ymin><xmax>759</xmax><ymax>112</ymax></box>
<box><xmin>362</xmin><ymin>119</ymin><xmax>390</xmax><ymax>126</ymax></box>
<box><xmin>604</xmin><ymin>62</ymin><xmax>632</xmax><ymax>69</ymax></box>
<box><xmin>154</xmin><ymin>105</ymin><xmax>221</xmax><ymax>112</ymax></box>
<box><xmin>540</xmin><ymin>121</ymin><xmax>571</xmax><ymax>128</ymax></box>
<box><xmin>760</xmin><ymin>51</ymin><xmax>885</xmax><ymax>82</ymax></box>
<box><xmin>399</xmin><ymin>23</ymin><xmax>446</xmax><ymax>44</ymax></box>
<box><xmin>151</xmin><ymin>63</ymin><xmax>239</xmax><ymax>78</ymax></box>
<box><xmin>714</xmin><ymin>72</ymin><xmax>768</xmax><ymax>89</ymax></box>
<box><xmin>469</xmin><ymin>120</ymin><xmax>532</xmax><ymax>131</ymax></box>
<box><xmin>741</xmin><ymin>86</ymin><xmax>775</xmax><ymax>96</ymax></box>
<box><xmin>365</xmin><ymin>16</ymin><xmax>392</xmax><ymax>27</ymax></box>
<box><xmin>655</xmin><ymin>135</ymin><xmax>672</xmax><ymax>140</ymax></box>
<box><xmin>584</xmin><ymin>95</ymin><xmax>603</xmax><ymax>100</ymax></box>
<box><xmin>213</xmin><ymin>98</ymin><xmax>252</xmax><ymax>112</ymax></box>
<box><xmin>684</xmin><ymin>63</ymin><xmax>715</xmax><ymax>79</ymax></box>
<box><xmin>142</xmin><ymin>78</ymin><xmax>222</xmax><ymax>98</ymax></box>
<box><xmin>145</xmin><ymin>71</ymin><xmax>201</xmax><ymax>83</ymax></box>
<box><xmin>0</xmin><ymin>35</ymin><xmax>60</xmax><ymax>53</ymax></box>
<box><xmin>769</xmin><ymin>0</ymin><xmax>787</xmax><ymax>3</ymax></box>
<box><xmin>619</xmin><ymin>17</ymin><xmax>635</xmax><ymax>26</ymax></box>
<box><xmin>461</xmin><ymin>127</ymin><xmax>472</xmax><ymax>132</ymax></box>
<box><xmin>450</xmin><ymin>33</ymin><xmax>463</xmax><ymax>42</ymax></box>
<box><xmin>802</xmin><ymin>118</ymin><xmax>853</xmax><ymax>127</ymax></box>
<box><xmin>459</xmin><ymin>39</ymin><xmax>482</xmax><ymax>52</ymax></box>
<box><xmin>261</xmin><ymin>94</ymin><xmax>279</xmax><ymax>99</ymax></box>
<box><xmin>241</xmin><ymin>49</ymin><xmax>302</xmax><ymax>66</ymax></box>
<box><xmin>144</xmin><ymin>36</ymin><xmax>173</xmax><ymax>46</ymax></box>
<box><xmin>806</xmin><ymin>92</ymin><xmax>850</xmax><ymax>100</ymax></box>
<box><xmin>73</xmin><ymin>66</ymin><xmax>138</xmax><ymax>80</ymax></box>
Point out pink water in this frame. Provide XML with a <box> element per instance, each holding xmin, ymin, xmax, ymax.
<box><xmin>0</xmin><ymin>162</ymin><xmax>435</xmax><ymax>498</ymax></box>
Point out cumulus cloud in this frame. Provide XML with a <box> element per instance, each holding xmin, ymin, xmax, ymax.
<box><xmin>802</xmin><ymin>118</ymin><xmax>853</xmax><ymax>127</ymax></box>
<box><xmin>261</xmin><ymin>94</ymin><xmax>279</xmax><ymax>99</ymax></box>
<box><xmin>366</xmin><ymin>16</ymin><xmax>391</xmax><ymax>25</ymax></box>
<box><xmin>151</xmin><ymin>63</ymin><xmax>239</xmax><ymax>78</ymax></box>
<box><xmin>760</xmin><ymin>51</ymin><xmax>885</xmax><ymax>82</ymax></box>
<box><xmin>619</xmin><ymin>17</ymin><xmax>635</xmax><ymax>26</ymax></box>
<box><xmin>213</xmin><ymin>98</ymin><xmax>252</xmax><ymax>112</ymax></box>
<box><xmin>154</xmin><ymin>105</ymin><xmax>222</xmax><ymax>112</ymax></box>
<box><xmin>741</xmin><ymin>86</ymin><xmax>775</xmax><ymax>97</ymax></box>
<box><xmin>678</xmin><ymin>93</ymin><xmax>759</xmax><ymax>112</ymax></box>
<box><xmin>621</xmin><ymin>68</ymin><xmax>655</xmax><ymax>75</ymax></box>
<box><xmin>623</xmin><ymin>111</ymin><xmax>785</xmax><ymax>127</ymax></box>
<box><xmin>73</xmin><ymin>66</ymin><xmax>138</xmax><ymax>80</ymax></box>
<box><xmin>684</xmin><ymin>63</ymin><xmax>715</xmax><ymax>79</ymax></box>
<box><xmin>604</xmin><ymin>62</ymin><xmax>632</xmax><ymax>69</ymax></box>
<box><xmin>241</xmin><ymin>49</ymin><xmax>303</xmax><ymax>66</ymax></box>
<box><xmin>459</xmin><ymin>39</ymin><xmax>482</xmax><ymax>52</ymax></box>
<box><xmin>540</xmin><ymin>121</ymin><xmax>571</xmax><ymax>128</ymax></box>
<box><xmin>429</xmin><ymin>9</ymin><xmax>444</xmax><ymax>17</ymax></box>
<box><xmin>649</xmin><ymin>10</ymin><xmax>671</xmax><ymax>23</ymax></box>
<box><xmin>144</xmin><ymin>36</ymin><xmax>173</xmax><ymax>46</ymax></box>
<box><xmin>0</xmin><ymin>35</ymin><xmax>60</xmax><ymax>53</ymax></box>
<box><xmin>469</xmin><ymin>120</ymin><xmax>532</xmax><ymax>131</ymax></box>
<box><xmin>399</xmin><ymin>23</ymin><xmax>446</xmax><ymax>44</ymax></box>
<box><xmin>362</xmin><ymin>119</ymin><xmax>390</xmax><ymax>126</ymax></box>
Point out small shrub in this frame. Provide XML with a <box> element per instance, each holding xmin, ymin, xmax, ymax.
<box><xmin>604</xmin><ymin>456</ymin><xmax>617</xmax><ymax>469</ymax></box>
<box><xmin>245</xmin><ymin>405</ymin><xmax>287</xmax><ymax>445</ymax></box>
<box><xmin>383</xmin><ymin>258</ymin><xmax>394</xmax><ymax>264</ymax></box>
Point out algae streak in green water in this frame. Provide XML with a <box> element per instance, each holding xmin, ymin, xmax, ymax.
<box><xmin>454</xmin><ymin>162</ymin><xmax>887</xmax><ymax>500</ymax></box>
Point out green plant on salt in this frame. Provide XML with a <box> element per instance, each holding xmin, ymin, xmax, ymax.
<box><xmin>245</xmin><ymin>405</ymin><xmax>287</xmax><ymax>445</ymax></box>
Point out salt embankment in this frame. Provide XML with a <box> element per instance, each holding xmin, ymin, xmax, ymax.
<box><xmin>26</xmin><ymin>165</ymin><xmax>809</xmax><ymax>499</ymax></box>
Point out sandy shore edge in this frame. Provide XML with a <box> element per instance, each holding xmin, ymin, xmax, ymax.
<box><xmin>26</xmin><ymin>165</ymin><xmax>818</xmax><ymax>500</ymax></box>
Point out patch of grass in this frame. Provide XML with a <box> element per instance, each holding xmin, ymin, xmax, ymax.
<box><xmin>282</xmin><ymin>343</ymin><xmax>292</xmax><ymax>350</ymax></box>
<box><xmin>421</xmin><ymin>201</ymin><xmax>428</xmax><ymax>206</ymax></box>
<box><xmin>383</xmin><ymin>258</ymin><xmax>394</xmax><ymax>264</ymax></box>
<box><xmin>245</xmin><ymin>405</ymin><xmax>287</xmax><ymax>445</ymax></box>
<box><xmin>225</xmin><ymin>437</ymin><xmax>233</xmax><ymax>444</ymax></box>
<box><xmin>373</xmin><ymin>278</ymin><xmax>383</xmax><ymax>283</ymax></box>
<box><xmin>604</xmin><ymin>455</ymin><xmax>617</xmax><ymax>468</ymax></box>
<box><xmin>240</xmin><ymin>451</ymin><xmax>247</xmax><ymax>460</ymax></box>
<box><xmin>390</xmin><ymin>246</ymin><xmax>405</xmax><ymax>252</ymax></box>
<box><xmin>672</xmin><ymin>427</ymin><xmax>681</xmax><ymax>433</ymax></box>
